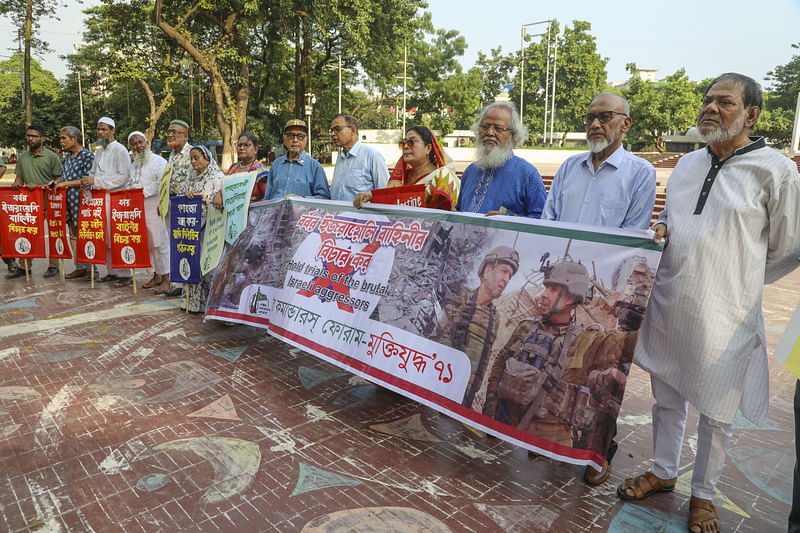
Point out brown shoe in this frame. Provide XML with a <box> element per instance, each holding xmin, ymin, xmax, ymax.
<box><xmin>584</xmin><ymin>460</ymin><xmax>612</xmax><ymax>486</ymax></box>
<box><xmin>65</xmin><ymin>269</ymin><xmax>88</xmax><ymax>280</ymax></box>
<box><xmin>142</xmin><ymin>273</ymin><xmax>161</xmax><ymax>289</ymax></box>
<box><xmin>153</xmin><ymin>277</ymin><xmax>172</xmax><ymax>294</ymax></box>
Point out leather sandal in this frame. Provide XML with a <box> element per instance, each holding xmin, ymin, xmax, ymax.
<box><xmin>689</xmin><ymin>496</ymin><xmax>720</xmax><ymax>533</ymax></box>
<box><xmin>154</xmin><ymin>278</ymin><xmax>172</xmax><ymax>294</ymax></box>
<box><xmin>142</xmin><ymin>273</ymin><xmax>161</xmax><ymax>289</ymax></box>
<box><xmin>65</xmin><ymin>269</ymin><xmax>88</xmax><ymax>280</ymax></box>
<box><xmin>617</xmin><ymin>471</ymin><xmax>676</xmax><ymax>501</ymax></box>
<box><xmin>113</xmin><ymin>277</ymin><xmax>132</xmax><ymax>288</ymax></box>
<box><xmin>584</xmin><ymin>460</ymin><xmax>612</xmax><ymax>486</ymax></box>
<box><xmin>99</xmin><ymin>274</ymin><xmax>119</xmax><ymax>283</ymax></box>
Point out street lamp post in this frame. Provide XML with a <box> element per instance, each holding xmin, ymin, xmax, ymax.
<box><xmin>397</xmin><ymin>45</ymin><xmax>412</xmax><ymax>136</ymax></box>
<box><xmin>325</xmin><ymin>55</ymin><xmax>353</xmax><ymax>114</ymax></box>
<box><xmin>519</xmin><ymin>20</ymin><xmax>551</xmax><ymax>143</ymax></box>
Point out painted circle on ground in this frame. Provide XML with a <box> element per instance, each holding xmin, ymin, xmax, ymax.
<box><xmin>55</xmin><ymin>237</ymin><xmax>64</xmax><ymax>255</ymax></box>
<box><xmin>14</xmin><ymin>237</ymin><xmax>31</xmax><ymax>255</ymax></box>
<box><xmin>179</xmin><ymin>257</ymin><xmax>191</xmax><ymax>280</ymax></box>
<box><xmin>121</xmin><ymin>245</ymin><xmax>136</xmax><ymax>265</ymax></box>
<box><xmin>84</xmin><ymin>240</ymin><xmax>96</xmax><ymax>260</ymax></box>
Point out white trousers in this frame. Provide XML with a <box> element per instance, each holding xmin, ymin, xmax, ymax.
<box><xmin>144</xmin><ymin>195</ymin><xmax>169</xmax><ymax>275</ymax></box>
<box><xmin>651</xmin><ymin>376</ymin><xmax>733</xmax><ymax>500</ymax></box>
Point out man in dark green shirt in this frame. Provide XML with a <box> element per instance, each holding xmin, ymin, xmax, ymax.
<box><xmin>6</xmin><ymin>124</ymin><xmax>62</xmax><ymax>279</ymax></box>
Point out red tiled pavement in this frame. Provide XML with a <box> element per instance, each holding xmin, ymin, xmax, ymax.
<box><xmin>0</xmin><ymin>261</ymin><xmax>797</xmax><ymax>532</ymax></box>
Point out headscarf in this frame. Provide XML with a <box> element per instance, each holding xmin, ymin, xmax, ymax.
<box><xmin>189</xmin><ymin>144</ymin><xmax>223</xmax><ymax>192</ymax></box>
<box><xmin>390</xmin><ymin>126</ymin><xmax>453</xmax><ymax>184</ymax></box>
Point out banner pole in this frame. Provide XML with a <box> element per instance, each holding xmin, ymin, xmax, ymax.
<box><xmin>24</xmin><ymin>258</ymin><xmax>29</xmax><ymax>281</ymax></box>
<box><xmin>132</xmin><ymin>270</ymin><xmax>137</xmax><ymax>295</ymax></box>
<box><xmin>185</xmin><ymin>287</ymin><xmax>189</xmax><ymax>314</ymax></box>
<box><xmin>60</xmin><ymin>258</ymin><xmax>65</xmax><ymax>282</ymax></box>
<box><xmin>90</xmin><ymin>267</ymin><xmax>94</xmax><ymax>289</ymax></box>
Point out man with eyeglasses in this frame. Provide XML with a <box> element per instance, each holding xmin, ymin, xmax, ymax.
<box><xmin>456</xmin><ymin>102</ymin><xmax>546</xmax><ymax>218</ymax></box>
<box><xmin>329</xmin><ymin>113</ymin><xmax>388</xmax><ymax>202</ymax></box>
<box><xmin>265</xmin><ymin>119</ymin><xmax>330</xmax><ymax>200</ymax></box>
<box><xmin>6</xmin><ymin>124</ymin><xmax>62</xmax><ymax>279</ymax></box>
<box><xmin>543</xmin><ymin>92</ymin><xmax>656</xmax><ymax>230</ymax></box>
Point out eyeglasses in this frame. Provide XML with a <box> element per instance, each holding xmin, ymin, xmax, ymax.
<box><xmin>284</xmin><ymin>132</ymin><xmax>307</xmax><ymax>140</ymax></box>
<box><xmin>166</xmin><ymin>128</ymin><xmax>186</xmax><ymax>136</ymax></box>
<box><xmin>479</xmin><ymin>123</ymin><xmax>511</xmax><ymax>134</ymax></box>
<box><xmin>399</xmin><ymin>138</ymin><xmax>424</xmax><ymax>148</ymax></box>
<box><xmin>584</xmin><ymin>111</ymin><xmax>628</xmax><ymax>126</ymax></box>
<box><xmin>329</xmin><ymin>125</ymin><xmax>350</xmax><ymax>134</ymax></box>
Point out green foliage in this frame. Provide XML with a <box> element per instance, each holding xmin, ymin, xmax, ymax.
<box><xmin>762</xmin><ymin>43</ymin><xmax>800</xmax><ymax>148</ymax></box>
<box><xmin>623</xmin><ymin>65</ymin><xmax>700</xmax><ymax>152</ymax></box>
<box><xmin>755</xmin><ymin>95</ymin><xmax>795</xmax><ymax>148</ymax></box>
<box><xmin>0</xmin><ymin>53</ymin><xmax>61</xmax><ymax>145</ymax></box>
<box><xmin>475</xmin><ymin>47</ymin><xmax>515</xmax><ymax>103</ymax></box>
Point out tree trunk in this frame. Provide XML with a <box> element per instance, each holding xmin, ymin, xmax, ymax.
<box><xmin>138</xmin><ymin>78</ymin><xmax>173</xmax><ymax>143</ymax></box>
<box><xmin>23</xmin><ymin>0</ymin><xmax>32</xmax><ymax>126</ymax></box>
<box><xmin>294</xmin><ymin>14</ymin><xmax>304</xmax><ymax>120</ymax></box>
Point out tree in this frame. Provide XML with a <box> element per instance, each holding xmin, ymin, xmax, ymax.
<box><xmin>623</xmin><ymin>65</ymin><xmax>700</xmax><ymax>152</ymax></box>
<box><xmin>511</xmin><ymin>20</ymin><xmax>608</xmax><ymax>145</ymax></box>
<box><xmin>0</xmin><ymin>0</ymin><xmax>62</xmax><ymax>126</ymax></box>
<box><xmin>475</xmin><ymin>47</ymin><xmax>515</xmax><ymax>104</ymax></box>
<box><xmin>761</xmin><ymin>44</ymin><xmax>800</xmax><ymax>148</ymax></box>
<box><xmin>0</xmin><ymin>53</ymin><xmax>61</xmax><ymax>144</ymax></box>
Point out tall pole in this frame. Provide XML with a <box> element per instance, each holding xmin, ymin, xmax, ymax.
<box><xmin>543</xmin><ymin>22</ymin><xmax>551</xmax><ymax>145</ymax></box>
<box><xmin>519</xmin><ymin>26</ymin><xmax>525</xmax><ymax>120</ymax></box>
<box><xmin>337</xmin><ymin>54</ymin><xmax>342</xmax><ymax>113</ymax></box>
<box><xmin>402</xmin><ymin>44</ymin><xmax>407</xmax><ymax>135</ymax></box>
<box><xmin>549</xmin><ymin>34</ymin><xmax>558</xmax><ymax>146</ymax></box>
<box><xmin>77</xmin><ymin>72</ymin><xmax>85</xmax><ymax>145</ymax></box>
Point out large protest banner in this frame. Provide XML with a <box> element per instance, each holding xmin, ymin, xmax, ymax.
<box><xmin>46</xmin><ymin>190</ymin><xmax>71</xmax><ymax>259</ymax></box>
<box><xmin>109</xmin><ymin>189</ymin><xmax>151</xmax><ymax>269</ymax></box>
<box><xmin>222</xmin><ymin>171</ymin><xmax>256</xmax><ymax>244</ymax></box>
<box><xmin>76</xmin><ymin>189</ymin><xmax>107</xmax><ymax>265</ymax></box>
<box><xmin>0</xmin><ymin>187</ymin><xmax>47</xmax><ymax>259</ymax></box>
<box><xmin>170</xmin><ymin>195</ymin><xmax>202</xmax><ymax>284</ymax></box>
<box><xmin>206</xmin><ymin>199</ymin><xmax>662</xmax><ymax>470</ymax></box>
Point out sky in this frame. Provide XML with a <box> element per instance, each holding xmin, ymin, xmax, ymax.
<box><xmin>1</xmin><ymin>0</ymin><xmax>799</xmax><ymax>89</ymax></box>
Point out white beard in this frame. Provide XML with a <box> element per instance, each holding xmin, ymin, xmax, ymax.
<box><xmin>474</xmin><ymin>140</ymin><xmax>513</xmax><ymax>169</ymax></box>
<box><xmin>699</xmin><ymin>112</ymin><xmax>745</xmax><ymax>146</ymax></box>
<box><xmin>97</xmin><ymin>137</ymin><xmax>110</xmax><ymax>149</ymax></box>
<box><xmin>588</xmin><ymin>138</ymin><xmax>611</xmax><ymax>153</ymax></box>
<box><xmin>132</xmin><ymin>149</ymin><xmax>151</xmax><ymax>167</ymax></box>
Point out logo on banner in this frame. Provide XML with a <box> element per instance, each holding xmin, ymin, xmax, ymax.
<box><xmin>15</xmin><ymin>237</ymin><xmax>31</xmax><ymax>254</ymax></box>
<box><xmin>55</xmin><ymin>238</ymin><xmax>64</xmax><ymax>255</ymax></box>
<box><xmin>121</xmin><ymin>246</ymin><xmax>136</xmax><ymax>264</ymax></box>
<box><xmin>179</xmin><ymin>258</ymin><xmax>191</xmax><ymax>280</ymax></box>
<box><xmin>85</xmin><ymin>241</ymin><xmax>96</xmax><ymax>259</ymax></box>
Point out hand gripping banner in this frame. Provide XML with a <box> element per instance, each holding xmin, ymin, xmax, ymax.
<box><xmin>205</xmin><ymin>199</ymin><xmax>663</xmax><ymax>472</ymax></box>
<box><xmin>0</xmin><ymin>186</ymin><xmax>47</xmax><ymax>259</ymax></box>
<box><xmin>169</xmin><ymin>195</ymin><xmax>202</xmax><ymax>284</ymax></box>
<box><xmin>76</xmin><ymin>189</ymin><xmax>107</xmax><ymax>265</ymax></box>
<box><xmin>109</xmin><ymin>189</ymin><xmax>151</xmax><ymax>269</ymax></box>
<box><xmin>46</xmin><ymin>189</ymin><xmax>72</xmax><ymax>259</ymax></box>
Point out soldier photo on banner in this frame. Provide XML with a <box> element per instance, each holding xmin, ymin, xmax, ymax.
<box><xmin>205</xmin><ymin>198</ymin><xmax>661</xmax><ymax>470</ymax></box>
<box><xmin>169</xmin><ymin>195</ymin><xmax>202</xmax><ymax>284</ymax></box>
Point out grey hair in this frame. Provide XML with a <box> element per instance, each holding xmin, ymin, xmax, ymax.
<box><xmin>470</xmin><ymin>102</ymin><xmax>528</xmax><ymax>148</ymax></box>
<box><xmin>590</xmin><ymin>92</ymin><xmax>630</xmax><ymax>116</ymax></box>
<box><xmin>60</xmin><ymin>126</ymin><xmax>83</xmax><ymax>145</ymax></box>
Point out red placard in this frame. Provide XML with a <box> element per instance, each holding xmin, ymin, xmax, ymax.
<box><xmin>0</xmin><ymin>186</ymin><xmax>47</xmax><ymax>258</ymax></box>
<box><xmin>46</xmin><ymin>189</ymin><xmax>72</xmax><ymax>259</ymax></box>
<box><xmin>76</xmin><ymin>189</ymin><xmax>107</xmax><ymax>265</ymax></box>
<box><xmin>371</xmin><ymin>184</ymin><xmax>426</xmax><ymax>208</ymax></box>
<box><xmin>109</xmin><ymin>189</ymin><xmax>151</xmax><ymax>269</ymax></box>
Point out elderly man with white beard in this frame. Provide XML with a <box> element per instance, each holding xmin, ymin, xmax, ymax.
<box><xmin>456</xmin><ymin>102</ymin><xmax>546</xmax><ymax>217</ymax></box>
<box><xmin>543</xmin><ymin>92</ymin><xmax>656</xmax><ymax>229</ymax></box>
<box><xmin>127</xmin><ymin>131</ymin><xmax>170</xmax><ymax>291</ymax></box>
<box><xmin>81</xmin><ymin>117</ymin><xmax>132</xmax><ymax>286</ymax></box>
<box><xmin>617</xmin><ymin>73</ymin><xmax>800</xmax><ymax>533</ymax></box>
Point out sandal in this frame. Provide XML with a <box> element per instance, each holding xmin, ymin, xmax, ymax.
<box><xmin>113</xmin><ymin>277</ymin><xmax>132</xmax><ymax>288</ymax></box>
<box><xmin>142</xmin><ymin>274</ymin><xmax>161</xmax><ymax>289</ymax></box>
<box><xmin>689</xmin><ymin>496</ymin><xmax>719</xmax><ymax>533</ymax></box>
<box><xmin>617</xmin><ymin>471</ymin><xmax>676</xmax><ymax>501</ymax></box>
<box><xmin>99</xmin><ymin>274</ymin><xmax>119</xmax><ymax>283</ymax></box>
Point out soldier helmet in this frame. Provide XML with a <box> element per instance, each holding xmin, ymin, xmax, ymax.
<box><xmin>543</xmin><ymin>260</ymin><xmax>592</xmax><ymax>304</ymax></box>
<box><xmin>478</xmin><ymin>246</ymin><xmax>520</xmax><ymax>278</ymax></box>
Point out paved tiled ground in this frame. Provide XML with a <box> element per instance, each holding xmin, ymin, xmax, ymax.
<box><xmin>0</xmin><ymin>259</ymin><xmax>797</xmax><ymax>532</ymax></box>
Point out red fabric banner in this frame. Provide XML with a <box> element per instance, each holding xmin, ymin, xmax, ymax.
<box><xmin>371</xmin><ymin>185</ymin><xmax>426</xmax><ymax>208</ymax></box>
<box><xmin>76</xmin><ymin>189</ymin><xmax>107</xmax><ymax>265</ymax></box>
<box><xmin>109</xmin><ymin>189</ymin><xmax>151</xmax><ymax>269</ymax></box>
<box><xmin>0</xmin><ymin>186</ymin><xmax>47</xmax><ymax>259</ymax></box>
<box><xmin>46</xmin><ymin>189</ymin><xmax>72</xmax><ymax>259</ymax></box>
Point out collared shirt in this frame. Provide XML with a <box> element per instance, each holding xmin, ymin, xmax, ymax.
<box><xmin>456</xmin><ymin>155</ymin><xmax>546</xmax><ymax>218</ymax></box>
<box><xmin>129</xmin><ymin>152</ymin><xmax>168</xmax><ymax>198</ymax></box>
<box><xmin>165</xmin><ymin>144</ymin><xmax>193</xmax><ymax>195</ymax></box>
<box><xmin>635</xmin><ymin>138</ymin><xmax>800</xmax><ymax>425</ymax></box>
<box><xmin>89</xmin><ymin>140</ymin><xmax>129</xmax><ymax>192</ymax></box>
<box><xmin>266</xmin><ymin>151</ymin><xmax>331</xmax><ymax>200</ymax></box>
<box><xmin>15</xmin><ymin>147</ymin><xmax>61</xmax><ymax>185</ymax></box>
<box><xmin>542</xmin><ymin>145</ymin><xmax>656</xmax><ymax>229</ymax></box>
<box><xmin>331</xmin><ymin>141</ymin><xmax>389</xmax><ymax>201</ymax></box>
<box><xmin>61</xmin><ymin>147</ymin><xmax>95</xmax><ymax>226</ymax></box>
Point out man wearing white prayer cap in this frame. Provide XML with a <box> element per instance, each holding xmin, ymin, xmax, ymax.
<box><xmin>81</xmin><ymin>116</ymin><xmax>132</xmax><ymax>285</ymax></box>
<box><xmin>127</xmin><ymin>131</ymin><xmax>170</xmax><ymax>290</ymax></box>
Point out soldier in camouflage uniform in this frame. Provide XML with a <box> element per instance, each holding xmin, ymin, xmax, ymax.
<box><xmin>434</xmin><ymin>246</ymin><xmax>519</xmax><ymax>408</ymax></box>
<box><xmin>483</xmin><ymin>260</ymin><xmax>592</xmax><ymax>445</ymax></box>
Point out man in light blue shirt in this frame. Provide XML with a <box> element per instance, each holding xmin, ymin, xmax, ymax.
<box><xmin>543</xmin><ymin>92</ymin><xmax>656</xmax><ymax>229</ymax></box>
<box><xmin>266</xmin><ymin>119</ymin><xmax>330</xmax><ymax>200</ymax></box>
<box><xmin>329</xmin><ymin>113</ymin><xmax>388</xmax><ymax>201</ymax></box>
<box><xmin>541</xmin><ymin>92</ymin><xmax>655</xmax><ymax>487</ymax></box>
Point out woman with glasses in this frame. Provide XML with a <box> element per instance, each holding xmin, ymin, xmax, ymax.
<box><xmin>222</xmin><ymin>132</ymin><xmax>269</xmax><ymax>203</ymax></box>
<box><xmin>353</xmin><ymin>125</ymin><xmax>459</xmax><ymax>210</ymax></box>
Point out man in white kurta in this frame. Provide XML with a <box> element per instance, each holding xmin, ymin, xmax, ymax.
<box><xmin>81</xmin><ymin>117</ymin><xmax>131</xmax><ymax>282</ymax></box>
<box><xmin>127</xmin><ymin>131</ymin><xmax>169</xmax><ymax>289</ymax></box>
<box><xmin>618</xmin><ymin>74</ymin><xmax>800</xmax><ymax>533</ymax></box>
